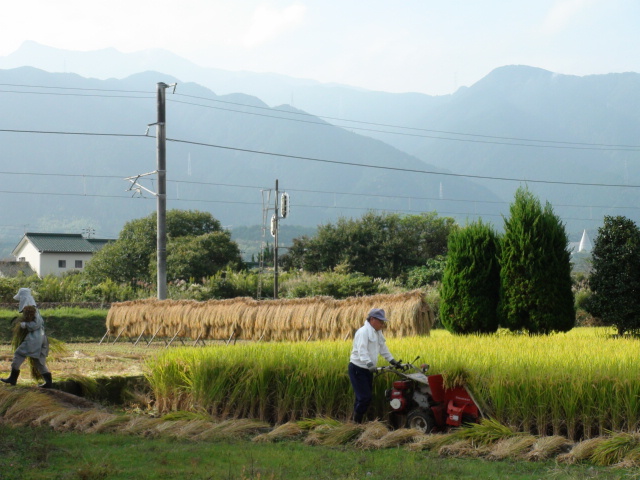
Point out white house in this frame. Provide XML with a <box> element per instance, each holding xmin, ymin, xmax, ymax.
<box><xmin>12</xmin><ymin>233</ymin><xmax>113</xmax><ymax>277</ymax></box>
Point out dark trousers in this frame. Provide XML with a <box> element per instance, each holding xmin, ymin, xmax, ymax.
<box><xmin>348</xmin><ymin>362</ymin><xmax>373</xmax><ymax>422</ymax></box>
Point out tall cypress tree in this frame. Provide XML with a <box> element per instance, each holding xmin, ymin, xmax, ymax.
<box><xmin>499</xmin><ymin>187</ymin><xmax>575</xmax><ymax>334</ymax></box>
<box><xmin>440</xmin><ymin>220</ymin><xmax>500</xmax><ymax>334</ymax></box>
<box><xmin>588</xmin><ymin>216</ymin><xmax>640</xmax><ymax>335</ymax></box>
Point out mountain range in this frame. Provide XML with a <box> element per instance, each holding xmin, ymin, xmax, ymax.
<box><xmin>1</xmin><ymin>42</ymin><xmax>639</xmax><ymax>257</ymax></box>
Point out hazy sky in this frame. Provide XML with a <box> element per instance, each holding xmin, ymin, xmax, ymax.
<box><xmin>1</xmin><ymin>0</ymin><xmax>638</xmax><ymax>95</ymax></box>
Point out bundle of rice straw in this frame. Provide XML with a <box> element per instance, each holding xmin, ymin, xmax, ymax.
<box><xmin>106</xmin><ymin>290</ymin><xmax>434</xmax><ymax>342</ymax></box>
<box><xmin>487</xmin><ymin>435</ymin><xmax>537</xmax><ymax>460</ymax></box>
<box><xmin>252</xmin><ymin>422</ymin><xmax>304</xmax><ymax>442</ymax></box>
<box><xmin>373</xmin><ymin>428</ymin><xmax>423</xmax><ymax>449</ymax></box>
<box><xmin>353</xmin><ymin>421</ymin><xmax>391</xmax><ymax>449</ymax></box>
<box><xmin>524</xmin><ymin>436</ymin><xmax>573</xmax><ymax>461</ymax></box>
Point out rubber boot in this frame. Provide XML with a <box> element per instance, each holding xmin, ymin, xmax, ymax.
<box><xmin>39</xmin><ymin>372</ymin><xmax>53</xmax><ymax>389</ymax></box>
<box><xmin>353</xmin><ymin>412</ymin><xmax>364</xmax><ymax>424</ymax></box>
<box><xmin>1</xmin><ymin>369</ymin><xmax>20</xmax><ymax>386</ymax></box>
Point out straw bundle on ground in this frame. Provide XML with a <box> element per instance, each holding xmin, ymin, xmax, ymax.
<box><xmin>487</xmin><ymin>435</ymin><xmax>537</xmax><ymax>460</ymax></box>
<box><xmin>524</xmin><ymin>436</ymin><xmax>573</xmax><ymax>461</ymax></box>
<box><xmin>353</xmin><ymin>421</ymin><xmax>391</xmax><ymax>449</ymax></box>
<box><xmin>252</xmin><ymin>422</ymin><xmax>304</xmax><ymax>442</ymax></box>
<box><xmin>106</xmin><ymin>290</ymin><xmax>433</xmax><ymax>342</ymax></box>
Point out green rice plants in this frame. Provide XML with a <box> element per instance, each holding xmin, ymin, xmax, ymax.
<box><xmin>145</xmin><ymin>327</ymin><xmax>640</xmax><ymax>441</ymax></box>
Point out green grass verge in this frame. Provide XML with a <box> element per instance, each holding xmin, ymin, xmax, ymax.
<box><xmin>0</xmin><ymin>423</ymin><xmax>631</xmax><ymax>480</ymax></box>
<box><xmin>0</xmin><ymin>308</ymin><xmax>107</xmax><ymax>343</ymax></box>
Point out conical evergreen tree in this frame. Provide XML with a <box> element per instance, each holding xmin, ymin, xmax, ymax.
<box><xmin>588</xmin><ymin>216</ymin><xmax>640</xmax><ymax>335</ymax></box>
<box><xmin>440</xmin><ymin>219</ymin><xmax>500</xmax><ymax>334</ymax></box>
<box><xmin>498</xmin><ymin>187</ymin><xmax>575</xmax><ymax>334</ymax></box>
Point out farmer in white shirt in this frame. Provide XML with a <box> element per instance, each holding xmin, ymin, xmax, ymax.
<box><xmin>348</xmin><ymin>308</ymin><xmax>400</xmax><ymax>423</ymax></box>
<box><xmin>1</xmin><ymin>288</ymin><xmax>52</xmax><ymax>388</ymax></box>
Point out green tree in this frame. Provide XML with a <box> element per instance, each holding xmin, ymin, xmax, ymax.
<box><xmin>280</xmin><ymin>211</ymin><xmax>457</xmax><ymax>279</ymax></box>
<box><xmin>440</xmin><ymin>220</ymin><xmax>500</xmax><ymax>334</ymax></box>
<box><xmin>588</xmin><ymin>216</ymin><xmax>640</xmax><ymax>335</ymax></box>
<box><xmin>498</xmin><ymin>187</ymin><xmax>575</xmax><ymax>334</ymax></box>
<box><xmin>85</xmin><ymin>210</ymin><xmax>240</xmax><ymax>284</ymax></box>
<box><xmin>405</xmin><ymin>255</ymin><xmax>447</xmax><ymax>288</ymax></box>
<box><xmin>161</xmin><ymin>232</ymin><xmax>243</xmax><ymax>281</ymax></box>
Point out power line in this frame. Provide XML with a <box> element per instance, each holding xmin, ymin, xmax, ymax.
<box><xmin>1</xmin><ymin>127</ymin><xmax>638</xmax><ymax>189</ymax></box>
<box><xmin>1</xmin><ymin>169</ymin><xmax>639</xmax><ymax>211</ymax></box>
<box><xmin>1</xmin><ymin>82</ymin><xmax>637</xmax><ymax>151</ymax></box>
<box><xmin>0</xmin><ymin>128</ymin><xmax>150</xmax><ymax>138</ymax></box>
<box><xmin>0</xmin><ymin>188</ymin><xmax>615</xmax><ymax>223</ymax></box>
<box><xmin>166</xmin><ymin>137</ymin><xmax>640</xmax><ymax>189</ymax></box>
<box><xmin>172</xmin><ymin>92</ymin><xmax>640</xmax><ymax>150</ymax></box>
<box><xmin>0</xmin><ymin>88</ymin><xmax>152</xmax><ymax>100</ymax></box>
<box><xmin>0</xmin><ymin>82</ymin><xmax>152</xmax><ymax>94</ymax></box>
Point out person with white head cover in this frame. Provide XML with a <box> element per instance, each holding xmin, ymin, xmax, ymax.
<box><xmin>348</xmin><ymin>307</ymin><xmax>400</xmax><ymax>423</ymax></box>
<box><xmin>1</xmin><ymin>288</ymin><xmax>52</xmax><ymax>388</ymax></box>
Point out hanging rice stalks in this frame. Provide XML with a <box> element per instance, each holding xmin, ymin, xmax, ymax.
<box><xmin>106</xmin><ymin>290</ymin><xmax>433</xmax><ymax>342</ymax></box>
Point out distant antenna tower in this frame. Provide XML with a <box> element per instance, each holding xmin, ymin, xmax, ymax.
<box><xmin>439</xmin><ymin>182</ymin><xmax>444</xmax><ymax>200</ymax></box>
<box><xmin>82</xmin><ymin>227</ymin><xmax>95</xmax><ymax>239</ymax></box>
<box><xmin>188</xmin><ymin>153</ymin><xmax>192</xmax><ymax>176</ymax></box>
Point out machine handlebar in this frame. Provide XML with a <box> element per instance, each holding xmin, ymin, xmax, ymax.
<box><xmin>375</xmin><ymin>357</ymin><xmax>429</xmax><ymax>376</ymax></box>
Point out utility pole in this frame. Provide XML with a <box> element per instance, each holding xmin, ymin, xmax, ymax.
<box><xmin>125</xmin><ymin>81</ymin><xmax>175</xmax><ymax>301</ymax></box>
<box><xmin>269</xmin><ymin>180</ymin><xmax>290</xmax><ymax>300</ymax></box>
<box><xmin>273</xmin><ymin>179</ymin><xmax>279</xmax><ymax>299</ymax></box>
<box><xmin>156</xmin><ymin>82</ymin><xmax>169</xmax><ymax>300</ymax></box>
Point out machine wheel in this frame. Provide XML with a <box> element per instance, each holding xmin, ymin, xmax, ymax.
<box><xmin>405</xmin><ymin>409</ymin><xmax>436</xmax><ymax>433</ymax></box>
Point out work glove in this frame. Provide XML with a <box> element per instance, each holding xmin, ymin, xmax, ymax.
<box><xmin>389</xmin><ymin>359</ymin><xmax>400</xmax><ymax>367</ymax></box>
<box><xmin>20</xmin><ymin>322</ymin><xmax>26</xmax><ymax>329</ymax></box>
<box><xmin>366</xmin><ymin>362</ymin><xmax>376</xmax><ymax>373</ymax></box>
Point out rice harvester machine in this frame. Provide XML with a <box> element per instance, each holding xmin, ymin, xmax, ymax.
<box><xmin>377</xmin><ymin>358</ymin><xmax>483</xmax><ymax>433</ymax></box>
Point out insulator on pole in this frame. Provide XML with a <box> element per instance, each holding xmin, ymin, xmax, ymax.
<box><xmin>280</xmin><ymin>192</ymin><xmax>289</xmax><ymax>218</ymax></box>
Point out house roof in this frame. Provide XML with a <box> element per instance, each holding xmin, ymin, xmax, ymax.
<box><xmin>12</xmin><ymin>233</ymin><xmax>114</xmax><ymax>255</ymax></box>
<box><xmin>0</xmin><ymin>261</ymin><xmax>35</xmax><ymax>277</ymax></box>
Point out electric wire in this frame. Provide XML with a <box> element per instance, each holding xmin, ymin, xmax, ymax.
<box><xmin>168</xmin><ymin>97</ymin><xmax>640</xmax><ymax>151</ymax></box>
<box><xmin>1</xmin><ymin>169</ymin><xmax>638</xmax><ymax>212</ymax></box>
<box><xmin>0</xmin><ymin>127</ymin><xmax>638</xmax><ymax>189</ymax></box>
<box><xmin>172</xmin><ymin>92</ymin><xmax>640</xmax><ymax>149</ymax></box>
<box><xmin>0</xmin><ymin>187</ymin><xmax>612</xmax><ymax>223</ymax></box>
<box><xmin>2</xmin><ymin>82</ymin><xmax>638</xmax><ymax>150</ymax></box>
<box><xmin>166</xmin><ymin>137</ymin><xmax>640</xmax><ymax>188</ymax></box>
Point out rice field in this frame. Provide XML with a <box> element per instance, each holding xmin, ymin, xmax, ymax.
<box><xmin>146</xmin><ymin>327</ymin><xmax>640</xmax><ymax>440</ymax></box>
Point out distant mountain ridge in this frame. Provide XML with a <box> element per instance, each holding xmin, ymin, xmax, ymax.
<box><xmin>1</xmin><ymin>42</ymin><xmax>639</xmax><ymax>246</ymax></box>
<box><xmin>0</xmin><ymin>66</ymin><xmax>499</xmax><ymax>257</ymax></box>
